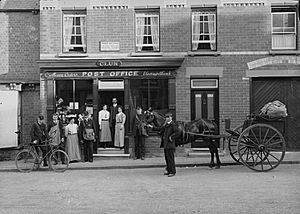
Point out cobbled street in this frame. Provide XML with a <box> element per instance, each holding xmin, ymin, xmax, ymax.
<box><xmin>0</xmin><ymin>164</ymin><xmax>299</xmax><ymax>214</ymax></box>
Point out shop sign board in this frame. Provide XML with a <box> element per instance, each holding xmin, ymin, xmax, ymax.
<box><xmin>42</xmin><ymin>70</ymin><xmax>176</xmax><ymax>79</ymax></box>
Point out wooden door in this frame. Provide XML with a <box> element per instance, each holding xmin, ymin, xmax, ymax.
<box><xmin>252</xmin><ymin>78</ymin><xmax>300</xmax><ymax>151</ymax></box>
<box><xmin>191</xmin><ymin>90</ymin><xmax>219</xmax><ymax>148</ymax></box>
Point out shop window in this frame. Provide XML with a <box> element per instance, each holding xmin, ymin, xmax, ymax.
<box><xmin>192</xmin><ymin>8</ymin><xmax>216</xmax><ymax>51</ymax></box>
<box><xmin>135</xmin><ymin>11</ymin><xmax>160</xmax><ymax>52</ymax></box>
<box><xmin>272</xmin><ymin>8</ymin><xmax>297</xmax><ymax>50</ymax></box>
<box><xmin>63</xmin><ymin>10</ymin><xmax>87</xmax><ymax>53</ymax></box>
<box><xmin>55</xmin><ymin>80</ymin><xmax>93</xmax><ymax>116</ymax></box>
<box><xmin>130</xmin><ymin>79</ymin><xmax>168</xmax><ymax>112</ymax></box>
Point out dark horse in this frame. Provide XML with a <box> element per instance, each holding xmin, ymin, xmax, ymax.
<box><xmin>145</xmin><ymin>109</ymin><xmax>221</xmax><ymax>169</ymax></box>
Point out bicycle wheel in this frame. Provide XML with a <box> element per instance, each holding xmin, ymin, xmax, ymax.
<box><xmin>15</xmin><ymin>150</ymin><xmax>37</xmax><ymax>173</ymax></box>
<box><xmin>49</xmin><ymin>150</ymin><xmax>69</xmax><ymax>172</ymax></box>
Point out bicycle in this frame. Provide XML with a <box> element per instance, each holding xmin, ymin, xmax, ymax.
<box><xmin>15</xmin><ymin>140</ymin><xmax>70</xmax><ymax>173</ymax></box>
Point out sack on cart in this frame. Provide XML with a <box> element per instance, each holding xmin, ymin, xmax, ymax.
<box><xmin>260</xmin><ymin>100</ymin><xmax>288</xmax><ymax>118</ymax></box>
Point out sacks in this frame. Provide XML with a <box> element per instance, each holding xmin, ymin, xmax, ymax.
<box><xmin>260</xmin><ymin>100</ymin><xmax>288</xmax><ymax>118</ymax></box>
<box><xmin>83</xmin><ymin>128</ymin><xmax>95</xmax><ymax>141</ymax></box>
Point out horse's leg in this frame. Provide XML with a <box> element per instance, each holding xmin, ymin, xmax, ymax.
<box><xmin>214</xmin><ymin>140</ymin><xmax>221</xmax><ymax>169</ymax></box>
<box><xmin>208</xmin><ymin>139</ymin><xmax>215</xmax><ymax>169</ymax></box>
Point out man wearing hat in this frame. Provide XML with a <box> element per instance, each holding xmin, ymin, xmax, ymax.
<box><xmin>149</xmin><ymin>112</ymin><xmax>180</xmax><ymax>177</ymax></box>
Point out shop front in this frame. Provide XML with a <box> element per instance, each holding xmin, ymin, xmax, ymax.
<box><xmin>38</xmin><ymin>57</ymin><xmax>184</xmax><ymax>155</ymax></box>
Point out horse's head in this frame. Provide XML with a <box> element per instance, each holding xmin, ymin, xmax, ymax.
<box><xmin>144</xmin><ymin>108</ymin><xmax>166</xmax><ymax>127</ymax></box>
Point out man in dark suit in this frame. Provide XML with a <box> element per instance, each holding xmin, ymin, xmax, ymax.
<box><xmin>30</xmin><ymin>115</ymin><xmax>49</xmax><ymax>167</ymax></box>
<box><xmin>132</xmin><ymin>106</ymin><xmax>147</xmax><ymax>160</ymax></box>
<box><xmin>109</xmin><ymin>97</ymin><xmax>119</xmax><ymax>147</ymax></box>
<box><xmin>79</xmin><ymin>111</ymin><xmax>96</xmax><ymax>162</ymax></box>
<box><xmin>149</xmin><ymin>113</ymin><xmax>180</xmax><ymax>177</ymax></box>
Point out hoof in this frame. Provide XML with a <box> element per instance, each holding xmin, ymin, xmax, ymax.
<box><xmin>215</xmin><ymin>165</ymin><xmax>221</xmax><ymax>169</ymax></box>
<box><xmin>208</xmin><ymin>164</ymin><xmax>215</xmax><ymax>169</ymax></box>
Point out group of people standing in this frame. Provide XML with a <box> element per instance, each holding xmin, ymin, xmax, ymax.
<box><xmin>98</xmin><ymin>98</ymin><xmax>126</xmax><ymax>149</ymax></box>
<box><xmin>30</xmin><ymin>97</ymin><xmax>180</xmax><ymax>177</ymax></box>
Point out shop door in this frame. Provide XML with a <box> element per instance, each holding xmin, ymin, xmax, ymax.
<box><xmin>252</xmin><ymin>77</ymin><xmax>300</xmax><ymax>151</ymax></box>
<box><xmin>191</xmin><ymin>90</ymin><xmax>219</xmax><ymax>148</ymax></box>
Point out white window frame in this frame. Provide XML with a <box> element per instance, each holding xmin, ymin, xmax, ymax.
<box><xmin>63</xmin><ymin>14</ymin><xmax>87</xmax><ymax>53</ymax></box>
<box><xmin>135</xmin><ymin>13</ymin><xmax>160</xmax><ymax>52</ymax></box>
<box><xmin>192</xmin><ymin>11</ymin><xmax>216</xmax><ymax>51</ymax></box>
<box><xmin>271</xmin><ymin>12</ymin><xmax>296</xmax><ymax>50</ymax></box>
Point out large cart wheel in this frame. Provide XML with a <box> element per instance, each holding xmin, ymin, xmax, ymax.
<box><xmin>15</xmin><ymin>150</ymin><xmax>36</xmax><ymax>173</ymax></box>
<box><xmin>49</xmin><ymin>150</ymin><xmax>70</xmax><ymax>172</ymax></box>
<box><xmin>228</xmin><ymin>124</ymin><xmax>244</xmax><ymax>164</ymax></box>
<box><xmin>237</xmin><ymin>124</ymin><xmax>286</xmax><ymax>172</ymax></box>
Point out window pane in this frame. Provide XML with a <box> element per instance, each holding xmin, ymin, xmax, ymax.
<box><xmin>129</xmin><ymin>79</ymin><xmax>168</xmax><ymax>111</ymax></box>
<box><xmin>75</xmin><ymin>17</ymin><xmax>80</xmax><ymax>25</ymax></box>
<box><xmin>56</xmin><ymin>80</ymin><xmax>73</xmax><ymax>115</ymax></box>
<box><xmin>76</xmin><ymin>27</ymin><xmax>81</xmax><ymax>34</ymax></box>
<box><xmin>71</xmin><ymin>36</ymin><xmax>75</xmax><ymax>44</ymax></box>
<box><xmin>273</xmin><ymin>14</ymin><xmax>283</xmax><ymax>27</ymax></box>
<box><xmin>76</xmin><ymin>36</ymin><xmax>82</xmax><ymax>44</ymax></box>
<box><xmin>287</xmin><ymin>14</ymin><xmax>295</xmax><ymax>27</ymax></box>
<box><xmin>75</xmin><ymin>80</ymin><xmax>93</xmax><ymax>115</ymax></box>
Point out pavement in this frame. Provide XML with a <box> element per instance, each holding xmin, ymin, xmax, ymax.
<box><xmin>1</xmin><ymin>151</ymin><xmax>300</xmax><ymax>172</ymax></box>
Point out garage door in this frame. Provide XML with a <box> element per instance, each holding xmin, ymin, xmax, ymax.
<box><xmin>252</xmin><ymin>77</ymin><xmax>300</xmax><ymax>151</ymax></box>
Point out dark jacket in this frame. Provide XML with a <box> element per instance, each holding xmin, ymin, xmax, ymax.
<box><xmin>78</xmin><ymin>118</ymin><xmax>96</xmax><ymax>141</ymax></box>
<box><xmin>48</xmin><ymin>120</ymin><xmax>64</xmax><ymax>139</ymax></box>
<box><xmin>110</xmin><ymin>105</ymin><xmax>120</xmax><ymax>123</ymax></box>
<box><xmin>153</xmin><ymin>120</ymin><xmax>180</xmax><ymax>149</ymax></box>
<box><xmin>30</xmin><ymin>122</ymin><xmax>48</xmax><ymax>143</ymax></box>
<box><xmin>132</xmin><ymin>113</ymin><xmax>147</xmax><ymax>137</ymax></box>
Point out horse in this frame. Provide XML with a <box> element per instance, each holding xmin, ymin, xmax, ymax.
<box><xmin>144</xmin><ymin>109</ymin><xmax>221</xmax><ymax>169</ymax></box>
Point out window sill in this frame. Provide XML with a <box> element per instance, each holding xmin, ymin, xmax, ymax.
<box><xmin>187</xmin><ymin>51</ymin><xmax>221</xmax><ymax>56</ymax></box>
<box><xmin>130</xmin><ymin>52</ymin><xmax>163</xmax><ymax>57</ymax></box>
<box><xmin>269</xmin><ymin>50</ymin><xmax>300</xmax><ymax>56</ymax></box>
<box><xmin>56</xmin><ymin>53</ymin><xmax>88</xmax><ymax>58</ymax></box>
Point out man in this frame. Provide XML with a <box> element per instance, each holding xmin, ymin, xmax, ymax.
<box><xmin>109</xmin><ymin>98</ymin><xmax>119</xmax><ymax>147</ymax></box>
<box><xmin>30</xmin><ymin>115</ymin><xmax>49</xmax><ymax>167</ymax></box>
<box><xmin>48</xmin><ymin>113</ymin><xmax>64</xmax><ymax>147</ymax></box>
<box><xmin>149</xmin><ymin>113</ymin><xmax>180</xmax><ymax>177</ymax></box>
<box><xmin>132</xmin><ymin>106</ymin><xmax>147</xmax><ymax>160</ymax></box>
<box><xmin>79</xmin><ymin>111</ymin><xmax>96</xmax><ymax>162</ymax></box>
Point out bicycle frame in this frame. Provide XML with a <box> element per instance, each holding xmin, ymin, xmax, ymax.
<box><xmin>29</xmin><ymin>141</ymin><xmax>61</xmax><ymax>166</ymax></box>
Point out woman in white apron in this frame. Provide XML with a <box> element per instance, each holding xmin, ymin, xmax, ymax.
<box><xmin>98</xmin><ymin>104</ymin><xmax>112</xmax><ymax>148</ymax></box>
<box><xmin>114</xmin><ymin>106</ymin><xmax>126</xmax><ymax>149</ymax></box>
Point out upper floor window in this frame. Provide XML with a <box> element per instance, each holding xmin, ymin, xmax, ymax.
<box><xmin>192</xmin><ymin>9</ymin><xmax>216</xmax><ymax>51</ymax></box>
<box><xmin>63</xmin><ymin>11</ymin><xmax>86</xmax><ymax>53</ymax></box>
<box><xmin>272</xmin><ymin>8</ymin><xmax>297</xmax><ymax>50</ymax></box>
<box><xmin>135</xmin><ymin>12</ymin><xmax>160</xmax><ymax>52</ymax></box>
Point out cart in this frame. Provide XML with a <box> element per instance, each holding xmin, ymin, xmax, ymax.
<box><xmin>226</xmin><ymin>114</ymin><xmax>286</xmax><ymax>172</ymax></box>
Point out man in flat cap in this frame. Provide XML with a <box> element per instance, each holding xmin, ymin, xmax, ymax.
<box><xmin>149</xmin><ymin>112</ymin><xmax>180</xmax><ymax>177</ymax></box>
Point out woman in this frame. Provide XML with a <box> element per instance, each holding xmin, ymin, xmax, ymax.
<box><xmin>98</xmin><ymin>104</ymin><xmax>112</xmax><ymax>148</ymax></box>
<box><xmin>65</xmin><ymin>117</ymin><xmax>81</xmax><ymax>162</ymax></box>
<box><xmin>114</xmin><ymin>106</ymin><xmax>126</xmax><ymax>149</ymax></box>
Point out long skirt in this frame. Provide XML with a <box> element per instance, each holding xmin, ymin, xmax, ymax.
<box><xmin>114</xmin><ymin>123</ymin><xmax>124</xmax><ymax>147</ymax></box>
<box><xmin>99</xmin><ymin>120</ymin><xmax>112</xmax><ymax>142</ymax></box>
<box><xmin>65</xmin><ymin>134</ymin><xmax>81</xmax><ymax>161</ymax></box>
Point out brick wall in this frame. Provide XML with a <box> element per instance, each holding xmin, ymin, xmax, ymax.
<box><xmin>21</xmin><ymin>85</ymin><xmax>41</xmax><ymax>145</ymax></box>
<box><xmin>7</xmin><ymin>12</ymin><xmax>40</xmax><ymax>82</ymax></box>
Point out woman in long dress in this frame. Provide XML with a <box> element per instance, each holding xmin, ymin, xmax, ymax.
<box><xmin>114</xmin><ymin>106</ymin><xmax>126</xmax><ymax>149</ymax></box>
<box><xmin>98</xmin><ymin>104</ymin><xmax>112</xmax><ymax>148</ymax></box>
<box><xmin>65</xmin><ymin>117</ymin><xmax>81</xmax><ymax>162</ymax></box>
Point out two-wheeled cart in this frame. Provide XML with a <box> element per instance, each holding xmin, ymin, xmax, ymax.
<box><xmin>226</xmin><ymin>114</ymin><xmax>286</xmax><ymax>172</ymax></box>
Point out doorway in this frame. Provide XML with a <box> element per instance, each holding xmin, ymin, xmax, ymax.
<box><xmin>191</xmin><ymin>90</ymin><xmax>219</xmax><ymax>148</ymax></box>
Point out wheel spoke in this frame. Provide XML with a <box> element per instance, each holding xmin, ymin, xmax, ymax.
<box><xmin>268</xmin><ymin>152</ymin><xmax>281</xmax><ymax>162</ymax></box>
<box><xmin>262</xmin><ymin>151</ymin><xmax>273</xmax><ymax>168</ymax></box>
<box><xmin>268</xmin><ymin>140</ymin><xmax>284</xmax><ymax>147</ymax></box>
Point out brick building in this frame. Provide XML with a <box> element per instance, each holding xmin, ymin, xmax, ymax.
<box><xmin>0</xmin><ymin>0</ymin><xmax>40</xmax><ymax>159</ymax></box>
<box><xmin>1</xmin><ymin>0</ymin><xmax>300</xmax><ymax>159</ymax></box>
